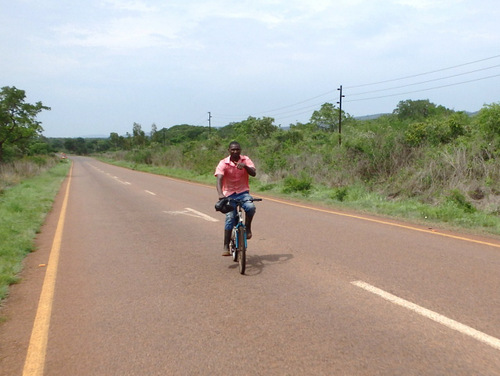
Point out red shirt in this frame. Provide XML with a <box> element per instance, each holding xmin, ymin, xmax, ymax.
<box><xmin>214</xmin><ymin>155</ymin><xmax>255</xmax><ymax>196</ymax></box>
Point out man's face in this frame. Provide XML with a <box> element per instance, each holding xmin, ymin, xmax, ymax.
<box><xmin>229</xmin><ymin>144</ymin><xmax>241</xmax><ymax>162</ymax></box>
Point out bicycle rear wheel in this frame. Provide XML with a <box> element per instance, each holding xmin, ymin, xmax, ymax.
<box><xmin>237</xmin><ymin>226</ymin><xmax>246</xmax><ymax>274</ymax></box>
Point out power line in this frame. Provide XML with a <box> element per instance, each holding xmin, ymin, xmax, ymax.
<box><xmin>344</xmin><ymin>54</ymin><xmax>500</xmax><ymax>89</ymax></box>
<box><xmin>216</xmin><ymin>89</ymin><xmax>336</xmax><ymax>119</ymax></box>
<box><xmin>264</xmin><ymin>103</ymin><xmax>325</xmax><ymax>117</ymax></box>
<box><xmin>215</xmin><ymin>100</ymin><xmax>327</xmax><ymax>119</ymax></box>
<box><xmin>345</xmin><ymin>73</ymin><xmax>500</xmax><ymax>103</ymax></box>
<box><xmin>255</xmin><ymin>89</ymin><xmax>335</xmax><ymax>113</ymax></box>
<box><xmin>348</xmin><ymin>64</ymin><xmax>500</xmax><ymax>96</ymax></box>
<box><xmin>213</xmin><ymin>103</ymin><xmax>323</xmax><ymax>124</ymax></box>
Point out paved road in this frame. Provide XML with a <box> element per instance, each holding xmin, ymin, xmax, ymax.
<box><xmin>1</xmin><ymin>156</ymin><xmax>500</xmax><ymax>375</ymax></box>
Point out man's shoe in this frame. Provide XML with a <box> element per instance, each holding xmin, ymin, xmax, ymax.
<box><xmin>222</xmin><ymin>229</ymin><xmax>232</xmax><ymax>256</ymax></box>
<box><xmin>246</xmin><ymin>231</ymin><xmax>252</xmax><ymax>240</ymax></box>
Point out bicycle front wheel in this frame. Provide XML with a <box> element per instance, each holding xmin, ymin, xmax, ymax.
<box><xmin>237</xmin><ymin>226</ymin><xmax>246</xmax><ymax>274</ymax></box>
<box><xmin>230</xmin><ymin>229</ymin><xmax>238</xmax><ymax>262</ymax></box>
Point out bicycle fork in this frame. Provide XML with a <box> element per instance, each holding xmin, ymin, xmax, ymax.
<box><xmin>234</xmin><ymin>224</ymin><xmax>247</xmax><ymax>249</ymax></box>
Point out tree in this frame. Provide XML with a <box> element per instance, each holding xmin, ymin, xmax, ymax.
<box><xmin>152</xmin><ymin>127</ymin><xmax>168</xmax><ymax>145</ymax></box>
<box><xmin>64</xmin><ymin>138</ymin><xmax>76</xmax><ymax>153</ymax></box>
<box><xmin>233</xmin><ymin>117</ymin><xmax>277</xmax><ymax>139</ymax></box>
<box><xmin>310</xmin><ymin>103</ymin><xmax>341</xmax><ymax>132</ymax></box>
<box><xmin>0</xmin><ymin>86</ymin><xmax>50</xmax><ymax>161</ymax></box>
<box><xmin>150</xmin><ymin>123</ymin><xmax>158</xmax><ymax>142</ymax></box>
<box><xmin>162</xmin><ymin>124</ymin><xmax>209</xmax><ymax>144</ymax></box>
<box><xmin>109</xmin><ymin>132</ymin><xmax>124</xmax><ymax>149</ymax></box>
<box><xmin>132</xmin><ymin>122</ymin><xmax>146</xmax><ymax>147</ymax></box>
<box><xmin>74</xmin><ymin>137</ymin><xmax>88</xmax><ymax>155</ymax></box>
<box><xmin>393</xmin><ymin>99</ymin><xmax>452</xmax><ymax>121</ymax></box>
<box><xmin>477</xmin><ymin>102</ymin><xmax>500</xmax><ymax>138</ymax></box>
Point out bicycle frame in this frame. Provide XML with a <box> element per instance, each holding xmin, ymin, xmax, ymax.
<box><xmin>233</xmin><ymin>202</ymin><xmax>247</xmax><ymax>250</ymax></box>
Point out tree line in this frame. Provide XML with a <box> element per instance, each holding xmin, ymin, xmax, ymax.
<box><xmin>98</xmin><ymin>99</ymin><xmax>499</xmax><ymax>215</ymax></box>
<box><xmin>2</xmin><ymin>84</ymin><xmax>499</xmax><ymax>217</ymax></box>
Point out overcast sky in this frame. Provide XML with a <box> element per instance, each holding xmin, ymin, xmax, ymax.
<box><xmin>1</xmin><ymin>0</ymin><xmax>499</xmax><ymax>137</ymax></box>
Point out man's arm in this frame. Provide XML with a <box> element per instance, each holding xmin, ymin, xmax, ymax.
<box><xmin>216</xmin><ymin>174</ymin><xmax>225</xmax><ymax>199</ymax></box>
<box><xmin>237</xmin><ymin>163</ymin><xmax>256</xmax><ymax>177</ymax></box>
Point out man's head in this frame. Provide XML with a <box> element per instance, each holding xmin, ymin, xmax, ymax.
<box><xmin>228</xmin><ymin>141</ymin><xmax>241</xmax><ymax>162</ymax></box>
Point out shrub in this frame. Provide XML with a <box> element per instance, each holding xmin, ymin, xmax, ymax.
<box><xmin>282</xmin><ymin>173</ymin><xmax>313</xmax><ymax>194</ymax></box>
<box><xmin>127</xmin><ymin>149</ymin><xmax>152</xmax><ymax>165</ymax></box>
<box><xmin>256</xmin><ymin>183</ymin><xmax>276</xmax><ymax>192</ymax></box>
<box><xmin>477</xmin><ymin>102</ymin><xmax>500</xmax><ymax>138</ymax></box>
<box><xmin>446</xmin><ymin>189</ymin><xmax>476</xmax><ymax>213</ymax></box>
<box><xmin>330</xmin><ymin>186</ymin><xmax>349</xmax><ymax>202</ymax></box>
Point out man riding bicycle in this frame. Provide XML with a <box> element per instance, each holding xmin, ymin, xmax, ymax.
<box><xmin>215</xmin><ymin>141</ymin><xmax>257</xmax><ymax>256</ymax></box>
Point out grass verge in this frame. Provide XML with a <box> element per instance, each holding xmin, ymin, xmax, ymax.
<box><xmin>0</xmin><ymin>160</ymin><xmax>71</xmax><ymax>301</ymax></box>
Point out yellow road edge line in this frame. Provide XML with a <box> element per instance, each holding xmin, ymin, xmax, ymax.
<box><xmin>22</xmin><ymin>163</ymin><xmax>73</xmax><ymax>376</ymax></box>
<box><xmin>264</xmin><ymin>196</ymin><xmax>500</xmax><ymax>249</ymax></box>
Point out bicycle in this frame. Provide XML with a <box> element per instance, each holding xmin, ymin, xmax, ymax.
<box><xmin>228</xmin><ymin>197</ymin><xmax>262</xmax><ymax>275</ymax></box>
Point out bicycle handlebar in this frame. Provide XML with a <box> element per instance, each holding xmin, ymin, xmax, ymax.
<box><xmin>229</xmin><ymin>197</ymin><xmax>262</xmax><ymax>205</ymax></box>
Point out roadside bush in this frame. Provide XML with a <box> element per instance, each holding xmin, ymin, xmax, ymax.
<box><xmin>182</xmin><ymin>142</ymin><xmax>222</xmax><ymax>174</ymax></box>
<box><xmin>330</xmin><ymin>186</ymin><xmax>349</xmax><ymax>202</ymax></box>
<box><xmin>28</xmin><ymin>142</ymin><xmax>51</xmax><ymax>156</ymax></box>
<box><xmin>256</xmin><ymin>182</ymin><xmax>276</xmax><ymax>192</ymax></box>
<box><xmin>446</xmin><ymin>189</ymin><xmax>476</xmax><ymax>213</ymax></box>
<box><xmin>24</xmin><ymin>155</ymin><xmax>49</xmax><ymax>167</ymax></box>
<box><xmin>127</xmin><ymin>148</ymin><xmax>153</xmax><ymax>165</ymax></box>
<box><xmin>404</xmin><ymin>113</ymin><xmax>470</xmax><ymax>147</ymax></box>
<box><xmin>282</xmin><ymin>173</ymin><xmax>313</xmax><ymax>195</ymax></box>
<box><xmin>477</xmin><ymin>102</ymin><xmax>500</xmax><ymax>138</ymax></box>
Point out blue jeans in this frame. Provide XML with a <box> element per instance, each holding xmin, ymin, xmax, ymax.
<box><xmin>224</xmin><ymin>191</ymin><xmax>256</xmax><ymax>230</ymax></box>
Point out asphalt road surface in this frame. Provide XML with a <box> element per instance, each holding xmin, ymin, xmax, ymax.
<box><xmin>1</xmin><ymin>156</ymin><xmax>500</xmax><ymax>375</ymax></box>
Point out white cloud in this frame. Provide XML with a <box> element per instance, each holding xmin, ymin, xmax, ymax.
<box><xmin>101</xmin><ymin>0</ymin><xmax>159</xmax><ymax>12</ymax></box>
<box><xmin>52</xmin><ymin>17</ymin><xmax>187</xmax><ymax>50</ymax></box>
<box><xmin>393</xmin><ymin>0</ymin><xmax>436</xmax><ymax>9</ymax></box>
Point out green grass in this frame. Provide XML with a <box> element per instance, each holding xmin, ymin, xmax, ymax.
<box><xmin>0</xmin><ymin>160</ymin><xmax>70</xmax><ymax>301</ymax></box>
<box><xmin>300</xmin><ymin>184</ymin><xmax>500</xmax><ymax>237</ymax></box>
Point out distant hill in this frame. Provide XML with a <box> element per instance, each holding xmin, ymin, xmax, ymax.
<box><xmin>354</xmin><ymin>113</ymin><xmax>390</xmax><ymax>121</ymax></box>
<box><xmin>354</xmin><ymin>110</ymin><xmax>480</xmax><ymax>121</ymax></box>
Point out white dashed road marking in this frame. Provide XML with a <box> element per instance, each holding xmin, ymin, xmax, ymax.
<box><xmin>164</xmin><ymin>208</ymin><xmax>219</xmax><ymax>222</ymax></box>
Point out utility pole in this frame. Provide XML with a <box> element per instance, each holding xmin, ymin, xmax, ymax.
<box><xmin>208</xmin><ymin>111</ymin><xmax>212</xmax><ymax>134</ymax></box>
<box><xmin>337</xmin><ymin>85</ymin><xmax>345</xmax><ymax>146</ymax></box>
